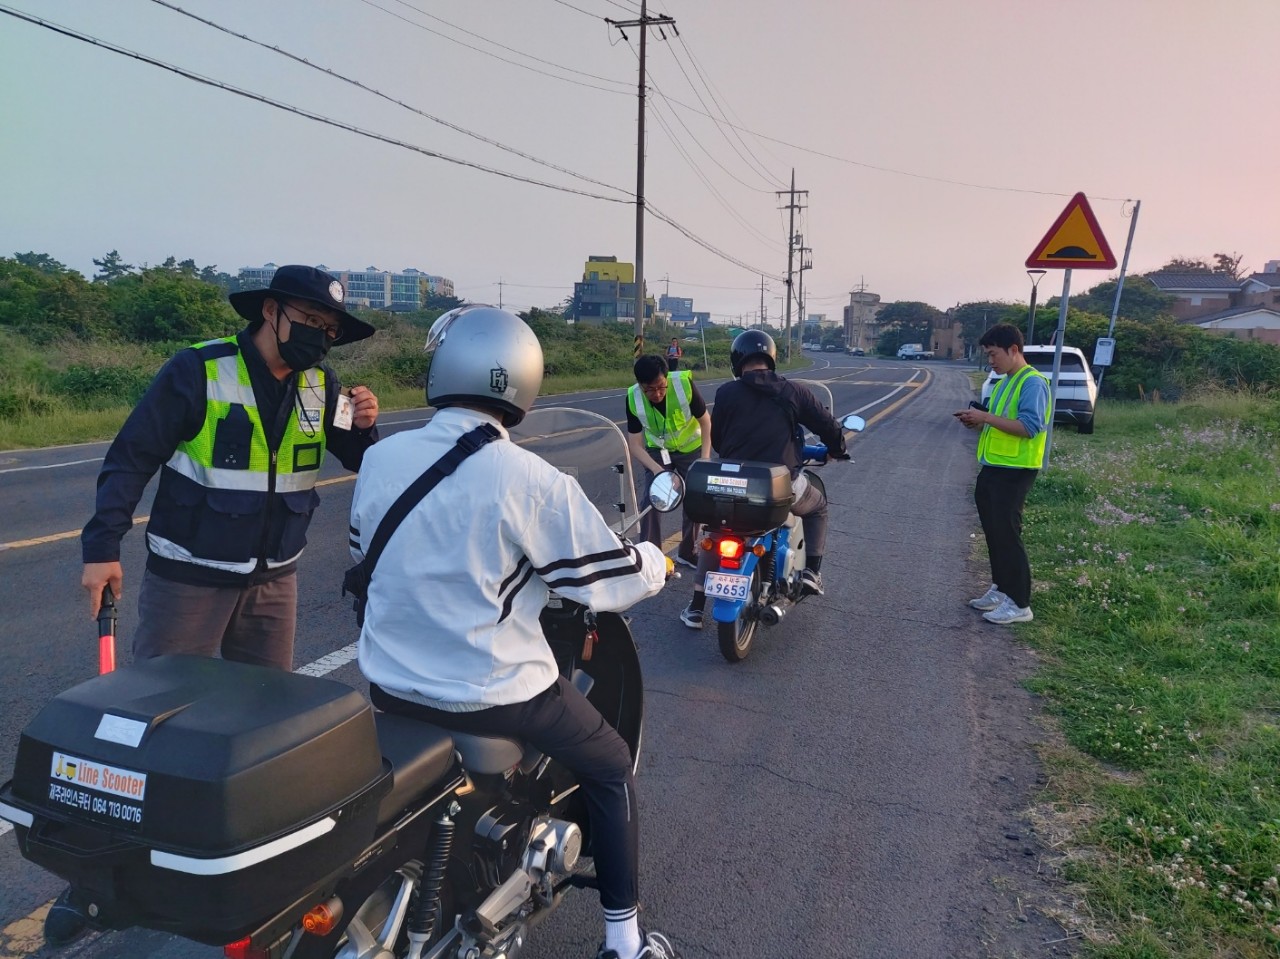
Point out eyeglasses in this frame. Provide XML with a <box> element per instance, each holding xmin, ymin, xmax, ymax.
<box><xmin>279</xmin><ymin>302</ymin><xmax>341</xmax><ymax>341</ymax></box>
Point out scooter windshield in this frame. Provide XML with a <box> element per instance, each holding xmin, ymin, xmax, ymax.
<box><xmin>508</xmin><ymin>407</ymin><xmax>642</xmax><ymax>537</ymax></box>
<box><xmin>790</xmin><ymin>379</ymin><xmax>836</xmax><ymax>441</ymax></box>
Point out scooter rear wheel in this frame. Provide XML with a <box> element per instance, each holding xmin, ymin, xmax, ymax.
<box><xmin>716</xmin><ymin>569</ymin><xmax>761</xmax><ymax>663</ymax></box>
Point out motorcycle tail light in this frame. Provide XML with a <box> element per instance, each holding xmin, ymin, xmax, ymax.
<box><xmin>302</xmin><ymin>898</ymin><xmax>343</xmax><ymax>936</ymax></box>
<box><xmin>718</xmin><ymin>537</ymin><xmax>744</xmax><ymax>570</ymax></box>
<box><xmin>224</xmin><ymin>938</ymin><xmax>269</xmax><ymax>959</ymax></box>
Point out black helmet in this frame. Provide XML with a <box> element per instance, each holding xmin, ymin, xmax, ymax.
<box><xmin>730</xmin><ymin>330</ymin><xmax>777</xmax><ymax>377</ymax></box>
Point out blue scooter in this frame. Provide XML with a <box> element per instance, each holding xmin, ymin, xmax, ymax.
<box><xmin>652</xmin><ymin>409</ymin><xmax>865</xmax><ymax>662</ymax></box>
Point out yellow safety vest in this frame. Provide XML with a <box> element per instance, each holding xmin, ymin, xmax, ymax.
<box><xmin>976</xmin><ymin>364</ymin><xmax>1048</xmax><ymax>469</ymax></box>
<box><xmin>628</xmin><ymin>370</ymin><xmax>701</xmax><ymax>453</ymax></box>
<box><xmin>149</xmin><ymin>337</ymin><xmax>326</xmax><ymax>573</ymax></box>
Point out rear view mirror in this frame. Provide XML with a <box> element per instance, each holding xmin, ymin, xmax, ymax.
<box><xmin>840</xmin><ymin>413</ymin><xmax>866</xmax><ymax>433</ymax></box>
<box><xmin>649</xmin><ymin>470</ymin><xmax>684</xmax><ymax>512</ymax></box>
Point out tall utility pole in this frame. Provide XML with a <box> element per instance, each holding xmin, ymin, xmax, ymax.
<box><xmin>759</xmin><ymin>275</ymin><xmax>766</xmax><ymax>332</ymax></box>
<box><xmin>608</xmin><ymin>2</ymin><xmax>677</xmax><ymax>357</ymax></box>
<box><xmin>797</xmin><ymin>243</ymin><xmax>812</xmax><ymax>343</ymax></box>
<box><xmin>497</xmin><ymin>278</ymin><xmax>504</xmax><ymax>311</ymax></box>
<box><xmin>775</xmin><ymin>169</ymin><xmax>807</xmax><ymax>362</ymax></box>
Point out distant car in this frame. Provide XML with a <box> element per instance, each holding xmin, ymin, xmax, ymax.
<box><xmin>980</xmin><ymin>344</ymin><xmax>1097</xmax><ymax>434</ymax></box>
<box><xmin>824</xmin><ymin>344</ymin><xmax>839</xmax><ymax>352</ymax></box>
<box><xmin>846</xmin><ymin>346</ymin><xmax>865</xmax><ymax>356</ymax></box>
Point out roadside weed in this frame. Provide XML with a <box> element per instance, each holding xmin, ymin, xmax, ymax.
<box><xmin>1018</xmin><ymin>394</ymin><xmax>1280</xmax><ymax>955</ymax></box>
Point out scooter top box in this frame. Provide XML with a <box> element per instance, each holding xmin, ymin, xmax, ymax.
<box><xmin>684</xmin><ymin>459</ymin><xmax>793</xmax><ymax>534</ymax></box>
<box><xmin>2</xmin><ymin>654</ymin><xmax>386</xmax><ymax>854</ymax></box>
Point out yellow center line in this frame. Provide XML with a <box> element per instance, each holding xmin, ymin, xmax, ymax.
<box><xmin>0</xmin><ymin>901</ymin><xmax>52</xmax><ymax>959</ymax></box>
<box><xmin>0</xmin><ymin>476</ymin><xmax>356</xmax><ymax>552</ymax></box>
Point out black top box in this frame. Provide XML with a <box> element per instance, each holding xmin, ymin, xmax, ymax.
<box><xmin>684</xmin><ymin>459</ymin><xmax>794</xmax><ymax>534</ymax></box>
<box><xmin>0</xmin><ymin>656</ymin><xmax>392</xmax><ymax>943</ymax></box>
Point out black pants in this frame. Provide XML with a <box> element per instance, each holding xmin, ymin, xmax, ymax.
<box><xmin>371</xmin><ymin>677</ymin><xmax>639</xmax><ymax>911</ymax></box>
<box><xmin>974</xmin><ymin>465</ymin><xmax>1038</xmax><ymax>609</ymax></box>
<box><xmin>638</xmin><ymin>447</ymin><xmax>701</xmax><ymax>564</ymax></box>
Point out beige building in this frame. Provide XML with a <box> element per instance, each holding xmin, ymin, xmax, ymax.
<box><xmin>842</xmin><ymin>289</ymin><xmax>884</xmax><ymax>351</ymax></box>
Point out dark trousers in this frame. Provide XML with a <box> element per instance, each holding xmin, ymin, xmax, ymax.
<box><xmin>974</xmin><ymin>465</ymin><xmax>1038</xmax><ymax>609</ymax></box>
<box><xmin>638</xmin><ymin>447</ymin><xmax>701</xmax><ymax>564</ymax></box>
<box><xmin>371</xmin><ymin>676</ymin><xmax>639</xmax><ymax>911</ymax></box>
<box><xmin>132</xmin><ymin>568</ymin><xmax>296</xmax><ymax>670</ymax></box>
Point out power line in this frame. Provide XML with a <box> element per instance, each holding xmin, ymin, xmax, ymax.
<box><xmin>352</xmin><ymin>0</ymin><xmax>631</xmax><ymax>95</ymax></box>
<box><xmin>661</xmin><ymin>38</ymin><xmax>783</xmax><ymax>191</ymax></box>
<box><xmin>647</xmin><ymin>201</ymin><xmax>781</xmax><ymax>280</ymax></box>
<box><xmin>0</xmin><ymin>6</ymin><xmax>629</xmax><ymax>204</ymax></box>
<box><xmin>649</xmin><ymin>50</ymin><xmax>776</xmax><ymax>195</ymax></box>
<box><xmin>673</xmin><ymin>34</ymin><xmax>787</xmax><ymax>189</ymax></box>
<box><xmin>546</xmin><ymin>0</ymin><xmax>609</xmax><ymax>17</ymax></box>
<box><xmin>375</xmin><ymin>0</ymin><xmax>631</xmax><ymax>88</ymax></box>
<box><xmin>625</xmin><ymin>40</ymin><xmax>783</xmax><ymax>251</ymax></box>
<box><xmin>645</xmin><ymin>82</ymin><xmax>784</xmax><ymax>253</ymax></box>
<box><xmin>661</xmin><ymin>279</ymin><xmax>763</xmax><ymax>290</ymax></box>
<box><xmin>149</xmin><ymin>0</ymin><xmax>632</xmax><ymax>199</ymax></box>
<box><xmin>2</xmin><ymin>5</ymin><xmax>782</xmax><ymax>281</ymax></box>
<box><xmin>647</xmin><ymin>92</ymin><xmax>1130</xmax><ymax>202</ymax></box>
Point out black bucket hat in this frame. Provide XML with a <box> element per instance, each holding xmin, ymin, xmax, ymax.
<box><xmin>229</xmin><ymin>265</ymin><xmax>376</xmax><ymax>346</ymax></box>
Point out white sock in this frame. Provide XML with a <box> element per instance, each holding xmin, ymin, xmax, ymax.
<box><xmin>603</xmin><ymin>906</ymin><xmax>642</xmax><ymax>958</ymax></box>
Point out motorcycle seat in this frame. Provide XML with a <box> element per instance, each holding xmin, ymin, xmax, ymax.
<box><xmin>451</xmin><ymin>733</ymin><xmax>537</xmax><ymax>775</ymax></box>
<box><xmin>375</xmin><ymin>712</ymin><xmax>457</xmax><ymax>824</ymax></box>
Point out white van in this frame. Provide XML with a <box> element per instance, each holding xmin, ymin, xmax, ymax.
<box><xmin>980</xmin><ymin>344</ymin><xmax>1098</xmax><ymax>434</ymax></box>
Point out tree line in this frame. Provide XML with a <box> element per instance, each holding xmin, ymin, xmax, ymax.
<box><xmin>870</xmin><ymin>255</ymin><xmax>1279</xmax><ymax>399</ymax></box>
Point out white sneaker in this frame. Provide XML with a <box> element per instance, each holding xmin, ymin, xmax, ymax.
<box><xmin>982</xmin><ymin>597</ymin><xmax>1033</xmax><ymax>624</ymax></box>
<box><xmin>968</xmin><ymin>584</ymin><xmax>1005</xmax><ymax>611</ymax></box>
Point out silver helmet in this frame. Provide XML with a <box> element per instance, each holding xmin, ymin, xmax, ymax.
<box><xmin>425</xmin><ymin>306</ymin><xmax>544</xmax><ymax>426</ymax></box>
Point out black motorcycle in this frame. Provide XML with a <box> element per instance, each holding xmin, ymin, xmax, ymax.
<box><xmin>1</xmin><ymin>407</ymin><xmax>656</xmax><ymax>959</ymax></box>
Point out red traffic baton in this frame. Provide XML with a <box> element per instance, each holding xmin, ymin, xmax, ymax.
<box><xmin>98</xmin><ymin>585</ymin><xmax>118</xmax><ymax>674</ymax></box>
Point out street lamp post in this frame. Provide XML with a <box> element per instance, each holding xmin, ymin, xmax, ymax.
<box><xmin>1026</xmin><ymin>269</ymin><xmax>1047</xmax><ymax>345</ymax></box>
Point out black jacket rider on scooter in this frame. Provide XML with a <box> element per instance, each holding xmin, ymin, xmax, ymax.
<box><xmin>680</xmin><ymin>331</ymin><xmax>847</xmax><ymax>629</ymax></box>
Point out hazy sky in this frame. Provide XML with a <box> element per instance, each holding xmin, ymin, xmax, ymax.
<box><xmin>2</xmin><ymin>0</ymin><xmax>1276</xmax><ymax>322</ymax></box>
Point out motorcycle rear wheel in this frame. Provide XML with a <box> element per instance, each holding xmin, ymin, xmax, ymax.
<box><xmin>716</xmin><ymin>568</ymin><xmax>761</xmax><ymax>663</ymax></box>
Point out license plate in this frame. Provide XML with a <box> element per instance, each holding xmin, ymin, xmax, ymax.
<box><xmin>704</xmin><ymin>571</ymin><xmax>752</xmax><ymax>602</ymax></box>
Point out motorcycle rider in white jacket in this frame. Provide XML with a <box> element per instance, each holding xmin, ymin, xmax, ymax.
<box><xmin>350</xmin><ymin>307</ymin><xmax>680</xmax><ymax>959</ymax></box>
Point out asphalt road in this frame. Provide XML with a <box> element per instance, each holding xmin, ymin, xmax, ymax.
<box><xmin>0</xmin><ymin>356</ymin><xmax>1071</xmax><ymax>959</ymax></box>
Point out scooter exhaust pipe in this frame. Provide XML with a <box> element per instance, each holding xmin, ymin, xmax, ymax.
<box><xmin>759</xmin><ymin>604</ymin><xmax>787</xmax><ymax>627</ymax></box>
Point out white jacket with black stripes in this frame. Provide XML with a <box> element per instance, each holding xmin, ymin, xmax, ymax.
<box><xmin>351</xmin><ymin>406</ymin><xmax>666</xmax><ymax>711</ymax></box>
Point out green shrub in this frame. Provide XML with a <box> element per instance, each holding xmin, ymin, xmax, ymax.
<box><xmin>56</xmin><ymin>365</ymin><xmax>154</xmax><ymax>409</ymax></box>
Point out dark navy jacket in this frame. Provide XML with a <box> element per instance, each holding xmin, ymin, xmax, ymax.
<box><xmin>710</xmin><ymin>370</ymin><xmax>846</xmax><ymax>476</ymax></box>
<box><xmin>82</xmin><ymin>330</ymin><xmax>377</xmax><ymax>587</ymax></box>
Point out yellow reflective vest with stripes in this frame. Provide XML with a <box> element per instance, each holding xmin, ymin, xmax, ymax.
<box><xmin>627</xmin><ymin>370</ymin><xmax>702</xmax><ymax>453</ymax></box>
<box><xmin>146</xmin><ymin>336</ymin><xmax>326</xmax><ymax>576</ymax></box>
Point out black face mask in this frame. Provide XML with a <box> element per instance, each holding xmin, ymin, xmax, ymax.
<box><xmin>276</xmin><ymin>320</ymin><xmax>332</xmax><ymax>373</ymax></box>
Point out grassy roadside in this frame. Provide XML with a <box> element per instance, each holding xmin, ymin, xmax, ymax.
<box><xmin>0</xmin><ymin>353</ymin><xmax>811</xmax><ymax>451</ymax></box>
<box><xmin>1014</xmin><ymin>391</ymin><xmax>1280</xmax><ymax>957</ymax></box>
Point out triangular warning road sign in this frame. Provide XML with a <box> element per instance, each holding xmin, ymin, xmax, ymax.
<box><xmin>1026</xmin><ymin>192</ymin><xmax>1117</xmax><ymax>270</ymax></box>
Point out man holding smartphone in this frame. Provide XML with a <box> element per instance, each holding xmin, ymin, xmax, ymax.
<box><xmin>954</xmin><ymin>323</ymin><xmax>1050</xmax><ymax>626</ymax></box>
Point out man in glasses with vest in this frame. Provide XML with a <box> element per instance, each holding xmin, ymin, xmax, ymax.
<box><xmin>625</xmin><ymin>355</ymin><xmax>712</xmax><ymax>570</ymax></box>
<box><xmin>79</xmin><ymin>265</ymin><xmax>380</xmax><ymax>669</ymax></box>
<box><xmin>955</xmin><ymin>323</ymin><xmax>1050</xmax><ymax>626</ymax></box>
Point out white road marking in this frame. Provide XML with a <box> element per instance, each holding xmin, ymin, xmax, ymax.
<box><xmin>294</xmin><ymin>642</ymin><xmax>360</xmax><ymax>677</ymax></box>
<box><xmin>0</xmin><ymin>457</ymin><xmax>103</xmax><ymax>476</ymax></box>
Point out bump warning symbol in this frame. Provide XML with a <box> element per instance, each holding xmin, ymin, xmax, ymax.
<box><xmin>1026</xmin><ymin>193</ymin><xmax>1117</xmax><ymax>270</ymax></box>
